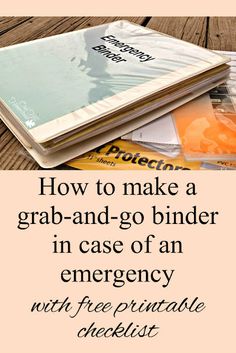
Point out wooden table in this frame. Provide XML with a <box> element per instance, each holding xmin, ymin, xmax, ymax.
<box><xmin>0</xmin><ymin>17</ymin><xmax>236</xmax><ymax>169</ymax></box>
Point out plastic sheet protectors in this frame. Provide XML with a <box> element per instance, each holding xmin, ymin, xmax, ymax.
<box><xmin>174</xmin><ymin>51</ymin><xmax>236</xmax><ymax>161</ymax></box>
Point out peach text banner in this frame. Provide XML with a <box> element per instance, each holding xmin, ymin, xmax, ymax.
<box><xmin>1</xmin><ymin>0</ymin><xmax>236</xmax><ymax>16</ymax></box>
<box><xmin>0</xmin><ymin>171</ymin><xmax>235</xmax><ymax>353</ymax></box>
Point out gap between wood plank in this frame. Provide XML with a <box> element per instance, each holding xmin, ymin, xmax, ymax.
<box><xmin>205</xmin><ymin>17</ymin><xmax>210</xmax><ymax>48</ymax></box>
<box><xmin>141</xmin><ymin>17</ymin><xmax>152</xmax><ymax>27</ymax></box>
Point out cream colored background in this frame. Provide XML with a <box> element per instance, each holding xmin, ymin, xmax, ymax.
<box><xmin>0</xmin><ymin>171</ymin><xmax>235</xmax><ymax>353</ymax></box>
<box><xmin>1</xmin><ymin>0</ymin><xmax>236</xmax><ymax>15</ymax></box>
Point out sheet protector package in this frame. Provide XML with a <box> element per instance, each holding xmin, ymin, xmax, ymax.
<box><xmin>173</xmin><ymin>51</ymin><xmax>236</xmax><ymax>161</ymax></box>
<box><xmin>0</xmin><ymin>20</ymin><xmax>230</xmax><ymax>167</ymax></box>
<box><xmin>67</xmin><ymin>139</ymin><xmax>201</xmax><ymax>170</ymax></box>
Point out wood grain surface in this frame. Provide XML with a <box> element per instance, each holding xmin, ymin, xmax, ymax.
<box><xmin>0</xmin><ymin>17</ymin><xmax>235</xmax><ymax>170</ymax></box>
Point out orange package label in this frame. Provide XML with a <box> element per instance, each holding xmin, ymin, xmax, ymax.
<box><xmin>174</xmin><ymin>85</ymin><xmax>236</xmax><ymax>160</ymax></box>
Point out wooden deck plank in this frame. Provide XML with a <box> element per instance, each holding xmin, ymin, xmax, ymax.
<box><xmin>146</xmin><ymin>17</ymin><xmax>207</xmax><ymax>46</ymax></box>
<box><xmin>207</xmin><ymin>17</ymin><xmax>236</xmax><ymax>51</ymax></box>
<box><xmin>0</xmin><ymin>17</ymin><xmax>145</xmax><ymax>47</ymax></box>
<box><xmin>0</xmin><ymin>17</ymin><xmax>32</xmax><ymax>36</ymax></box>
<box><xmin>0</xmin><ymin>121</ymin><xmax>7</xmax><ymax>137</ymax></box>
<box><xmin>0</xmin><ymin>17</ymin><xmax>87</xmax><ymax>46</ymax></box>
<box><xmin>0</xmin><ymin>130</ymin><xmax>39</xmax><ymax>170</ymax></box>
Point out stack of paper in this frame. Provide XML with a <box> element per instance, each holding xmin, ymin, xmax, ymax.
<box><xmin>0</xmin><ymin>20</ymin><xmax>230</xmax><ymax>168</ymax></box>
<box><xmin>122</xmin><ymin>113</ymin><xmax>181</xmax><ymax>157</ymax></box>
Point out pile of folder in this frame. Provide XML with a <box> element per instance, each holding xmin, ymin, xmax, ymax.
<box><xmin>119</xmin><ymin>51</ymin><xmax>236</xmax><ymax>170</ymax></box>
<box><xmin>0</xmin><ymin>20</ymin><xmax>234</xmax><ymax>169</ymax></box>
